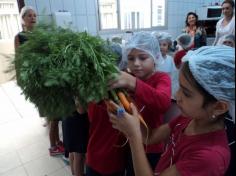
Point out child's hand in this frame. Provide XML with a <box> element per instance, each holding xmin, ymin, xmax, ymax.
<box><xmin>107</xmin><ymin>101</ymin><xmax>142</xmax><ymax>141</ymax></box>
<box><xmin>108</xmin><ymin>71</ymin><xmax>136</xmax><ymax>91</ymax></box>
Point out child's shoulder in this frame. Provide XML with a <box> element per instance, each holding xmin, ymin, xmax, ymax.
<box><xmin>152</xmin><ymin>71</ymin><xmax>171</xmax><ymax>80</ymax></box>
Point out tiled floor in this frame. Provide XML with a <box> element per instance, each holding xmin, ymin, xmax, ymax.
<box><xmin>0</xmin><ymin>81</ymin><xmax>72</xmax><ymax>176</ymax></box>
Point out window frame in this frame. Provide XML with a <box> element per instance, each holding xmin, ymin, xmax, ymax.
<box><xmin>96</xmin><ymin>0</ymin><xmax>168</xmax><ymax>34</ymax></box>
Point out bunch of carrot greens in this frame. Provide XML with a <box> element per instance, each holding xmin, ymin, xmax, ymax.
<box><xmin>14</xmin><ymin>23</ymin><xmax>149</xmax><ymax>140</ymax></box>
<box><xmin>15</xmin><ymin>24</ymin><xmax>120</xmax><ymax>119</ymax></box>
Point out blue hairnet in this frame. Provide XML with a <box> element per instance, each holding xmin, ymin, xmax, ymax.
<box><xmin>120</xmin><ymin>31</ymin><xmax>163</xmax><ymax>70</ymax></box>
<box><xmin>183</xmin><ymin>46</ymin><xmax>235</xmax><ymax>121</ymax></box>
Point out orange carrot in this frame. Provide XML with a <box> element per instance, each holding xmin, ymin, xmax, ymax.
<box><xmin>106</xmin><ymin>90</ymin><xmax>149</xmax><ymax>149</ymax></box>
<box><xmin>117</xmin><ymin>91</ymin><xmax>148</xmax><ymax>129</ymax></box>
<box><xmin>117</xmin><ymin>91</ymin><xmax>131</xmax><ymax>112</ymax></box>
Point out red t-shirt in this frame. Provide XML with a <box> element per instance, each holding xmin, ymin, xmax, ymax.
<box><xmin>87</xmin><ymin>102</ymin><xmax>127</xmax><ymax>174</ymax></box>
<box><xmin>86</xmin><ymin>72</ymin><xmax>171</xmax><ymax>174</ymax></box>
<box><xmin>155</xmin><ymin>116</ymin><xmax>230</xmax><ymax>176</ymax></box>
<box><xmin>174</xmin><ymin>50</ymin><xmax>187</xmax><ymax>68</ymax></box>
<box><xmin>174</xmin><ymin>44</ymin><xmax>194</xmax><ymax>68</ymax></box>
<box><xmin>134</xmin><ymin>72</ymin><xmax>171</xmax><ymax>153</ymax></box>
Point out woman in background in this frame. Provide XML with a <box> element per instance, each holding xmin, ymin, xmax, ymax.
<box><xmin>213</xmin><ymin>0</ymin><xmax>235</xmax><ymax>46</ymax></box>
<box><xmin>183</xmin><ymin>12</ymin><xmax>207</xmax><ymax>49</ymax></box>
<box><xmin>14</xmin><ymin>6</ymin><xmax>37</xmax><ymax>50</ymax></box>
<box><xmin>14</xmin><ymin>6</ymin><xmax>65</xmax><ymax>157</ymax></box>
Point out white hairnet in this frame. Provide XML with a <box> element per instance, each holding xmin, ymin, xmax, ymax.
<box><xmin>20</xmin><ymin>6</ymin><xmax>36</xmax><ymax>25</ymax></box>
<box><xmin>155</xmin><ymin>32</ymin><xmax>172</xmax><ymax>46</ymax></box>
<box><xmin>221</xmin><ymin>34</ymin><xmax>235</xmax><ymax>45</ymax></box>
<box><xmin>183</xmin><ymin>46</ymin><xmax>235</xmax><ymax>121</ymax></box>
<box><xmin>120</xmin><ymin>31</ymin><xmax>163</xmax><ymax>70</ymax></box>
<box><xmin>176</xmin><ymin>33</ymin><xmax>193</xmax><ymax>50</ymax></box>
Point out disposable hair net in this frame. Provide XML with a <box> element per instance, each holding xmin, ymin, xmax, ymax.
<box><xmin>176</xmin><ymin>33</ymin><xmax>193</xmax><ymax>50</ymax></box>
<box><xmin>182</xmin><ymin>46</ymin><xmax>235</xmax><ymax>122</ymax></box>
<box><xmin>155</xmin><ymin>32</ymin><xmax>173</xmax><ymax>46</ymax></box>
<box><xmin>20</xmin><ymin>6</ymin><xmax>36</xmax><ymax>25</ymax></box>
<box><xmin>109</xmin><ymin>43</ymin><xmax>122</xmax><ymax>66</ymax></box>
<box><xmin>222</xmin><ymin>34</ymin><xmax>235</xmax><ymax>44</ymax></box>
<box><xmin>120</xmin><ymin>31</ymin><xmax>163</xmax><ymax>70</ymax></box>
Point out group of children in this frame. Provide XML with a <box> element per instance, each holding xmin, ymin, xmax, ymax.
<box><xmin>15</xmin><ymin>5</ymin><xmax>235</xmax><ymax>176</ymax></box>
<box><xmin>72</xmin><ymin>31</ymin><xmax>235</xmax><ymax>176</ymax></box>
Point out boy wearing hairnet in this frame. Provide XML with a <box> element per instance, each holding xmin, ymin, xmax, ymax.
<box><xmin>86</xmin><ymin>32</ymin><xmax>171</xmax><ymax>176</ymax></box>
<box><xmin>174</xmin><ymin>33</ymin><xmax>194</xmax><ymax>69</ymax></box>
<box><xmin>108</xmin><ymin>46</ymin><xmax>234</xmax><ymax>176</ymax></box>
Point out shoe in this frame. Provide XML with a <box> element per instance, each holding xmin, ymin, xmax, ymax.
<box><xmin>62</xmin><ymin>155</ymin><xmax>70</xmax><ymax>165</ymax></box>
<box><xmin>56</xmin><ymin>141</ymin><xmax>64</xmax><ymax>147</ymax></box>
<box><xmin>56</xmin><ymin>141</ymin><xmax>65</xmax><ymax>151</ymax></box>
<box><xmin>49</xmin><ymin>146</ymin><xmax>65</xmax><ymax>156</ymax></box>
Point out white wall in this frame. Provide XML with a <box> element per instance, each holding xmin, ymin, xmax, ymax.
<box><xmin>24</xmin><ymin>0</ymin><xmax>223</xmax><ymax>39</ymax></box>
<box><xmin>24</xmin><ymin>0</ymin><xmax>98</xmax><ymax>35</ymax></box>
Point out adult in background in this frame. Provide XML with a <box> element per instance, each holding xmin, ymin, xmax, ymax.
<box><xmin>213</xmin><ymin>0</ymin><xmax>235</xmax><ymax>46</ymax></box>
<box><xmin>14</xmin><ymin>6</ymin><xmax>65</xmax><ymax>157</ymax></box>
<box><xmin>183</xmin><ymin>12</ymin><xmax>207</xmax><ymax>49</ymax></box>
<box><xmin>14</xmin><ymin>6</ymin><xmax>36</xmax><ymax>50</ymax></box>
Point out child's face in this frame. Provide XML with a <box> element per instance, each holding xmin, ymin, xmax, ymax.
<box><xmin>175</xmin><ymin>70</ymin><xmax>213</xmax><ymax>120</ymax></box>
<box><xmin>160</xmin><ymin>41</ymin><xmax>169</xmax><ymax>57</ymax></box>
<box><xmin>223</xmin><ymin>40</ymin><xmax>235</xmax><ymax>48</ymax></box>
<box><xmin>127</xmin><ymin>49</ymin><xmax>155</xmax><ymax>80</ymax></box>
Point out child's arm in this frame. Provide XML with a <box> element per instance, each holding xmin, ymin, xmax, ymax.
<box><xmin>159</xmin><ymin>166</ymin><xmax>181</xmax><ymax>176</ymax></box>
<box><xmin>110</xmin><ymin>71</ymin><xmax>171</xmax><ymax>113</ymax></box>
<box><xmin>145</xmin><ymin>124</ymin><xmax>171</xmax><ymax>145</ymax></box>
<box><xmin>14</xmin><ymin>35</ymin><xmax>20</xmax><ymax>51</ymax></box>
<box><xmin>109</xmin><ymin>71</ymin><xmax>136</xmax><ymax>91</ymax></box>
<box><xmin>108</xmin><ymin>102</ymin><xmax>173</xmax><ymax>176</ymax></box>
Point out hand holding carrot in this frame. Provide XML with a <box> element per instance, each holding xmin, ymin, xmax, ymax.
<box><xmin>107</xmin><ymin>101</ymin><xmax>142</xmax><ymax>141</ymax></box>
<box><xmin>108</xmin><ymin>71</ymin><xmax>136</xmax><ymax>91</ymax></box>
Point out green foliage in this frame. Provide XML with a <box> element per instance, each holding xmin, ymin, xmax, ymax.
<box><xmin>15</xmin><ymin>24</ymin><xmax>119</xmax><ymax>119</ymax></box>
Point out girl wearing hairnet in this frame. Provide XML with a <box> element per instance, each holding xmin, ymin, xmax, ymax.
<box><xmin>108</xmin><ymin>46</ymin><xmax>234</xmax><ymax>176</ymax></box>
<box><xmin>97</xmin><ymin>31</ymin><xmax>171</xmax><ymax>175</ymax></box>
<box><xmin>85</xmin><ymin>32</ymin><xmax>171</xmax><ymax>176</ymax></box>
<box><xmin>14</xmin><ymin>6</ymin><xmax>37</xmax><ymax>50</ymax></box>
<box><xmin>221</xmin><ymin>34</ymin><xmax>235</xmax><ymax>48</ymax></box>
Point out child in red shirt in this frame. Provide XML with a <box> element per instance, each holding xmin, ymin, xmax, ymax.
<box><xmin>108</xmin><ymin>46</ymin><xmax>234</xmax><ymax>176</ymax></box>
<box><xmin>86</xmin><ymin>32</ymin><xmax>171</xmax><ymax>176</ymax></box>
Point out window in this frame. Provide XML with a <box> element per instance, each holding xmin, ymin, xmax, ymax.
<box><xmin>98</xmin><ymin>0</ymin><xmax>167</xmax><ymax>31</ymax></box>
<box><xmin>0</xmin><ymin>0</ymin><xmax>21</xmax><ymax>40</ymax></box>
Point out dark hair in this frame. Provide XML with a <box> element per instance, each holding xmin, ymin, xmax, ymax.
<box><xmin>185</xmin><ymin>12</ymin><xmax>200</xmax><ymax>27</ymax></box>
<box><xmin>222</xmin><ymin>0</ymin><xmax>235</xmax><ymax>8</ymax></box>
<box><xmin>181</xmin><ymin>62</ymin><xmax>217</xmax><ymax>108</ymax></box>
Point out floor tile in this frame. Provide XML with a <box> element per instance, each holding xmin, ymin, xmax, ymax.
<box><xmin>1</xmin><ymin>166</ymin><xmax>28</xmax><ymax>176</ymax></box>
<box><xmin>17</xmin><ymin>141</ymin><xmax>49</xmax><ymax>164</ymax></box>
<box><xmin>24</xmin><ymin>155</ymin><xmax>63</xmax><ymax>176</ymax></box>
<box><xmin>49</xmin><ymin>167</ymin><xmax>71</xmax><ymax>176</ymax></box>
<box><xmin>0</xmin><ymin>152</ymin><xmax>22</xmax><ymax>174</ymax></box>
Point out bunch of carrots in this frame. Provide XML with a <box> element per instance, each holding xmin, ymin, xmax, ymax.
<box><xmin>105</xmin><ymin>89</ymin><xmax>149</xmax><ymax>147</ymax></box>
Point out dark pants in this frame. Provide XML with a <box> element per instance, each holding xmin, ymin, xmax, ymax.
<box><xmin>225</xmin><ymin>117</ymin><xmax>235</xmax><ymax>176</ymax></box>
<box><xmin>86</xmin><ymin>166</ymin><xmax>125</xmax><ymax>176</ymax></box>
<box><xmin>125</xmin><ymin>150</ymin><xmax>161</xmax><ymax>176</ymax></box>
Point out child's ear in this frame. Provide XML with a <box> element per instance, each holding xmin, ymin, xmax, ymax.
<box><xmin>212</xmin><ymin>101</ymin><xmax>229</xmax><ymax>117</ymax></box>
